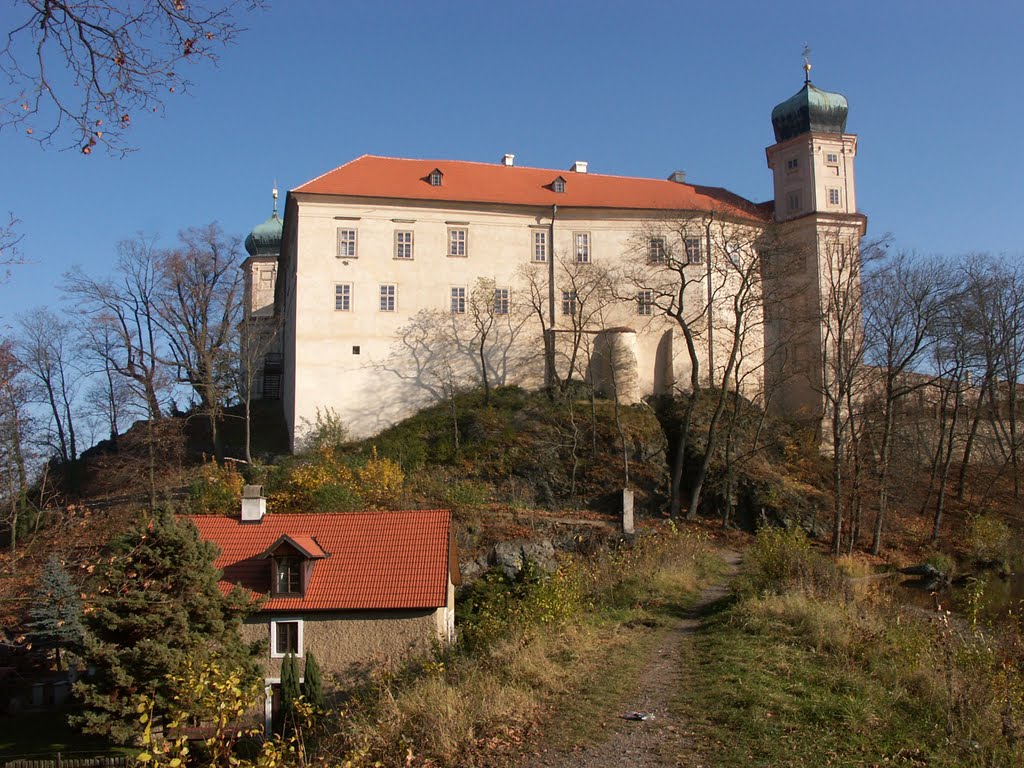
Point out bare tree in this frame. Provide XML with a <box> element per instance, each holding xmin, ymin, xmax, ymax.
<box><xmin>814</xmin><ymin>230</ymin><xmax>881</xmax><ymax>555</ymax></box>
<box><xmin>861</xmin><ymin>252</ymin><xmax>945</xmax><ymax>554</ymax></box>
<box><xmin>64</xmin><ymin>235</ymin><xmax>168</xmax><ymax>508</ymax></box>
<box><xmin>155</xmin><ymin>223</ymin><xmax>241</xmax><ymax>463</ymax></box>
<box><xmin>16</xmin><ymin>308</ymin><xmax>82</xmax><ymax>471</ymax></box>
<box><xmin>2</xmin><ymin>1</ymin><xmax>262</xmax><ymax>152</ymax></box>
<box><xmin>0</xmin><ymin>340</ymin><xmax>31</xmax><ymax>553</ymax></box>
<box><xmin>459</xmin><ymin>277</ymin><xmax>531</xmax><ymax>406</ymax></box>
<box><xmin>233</xmin><ymin>310</ymin><xmax>281</xmax><ymax>464</ymax></box>
<box><xmin>0</xmin><ymin>213</ymin><xmax>23</xmax><ymax>282</ymax></box>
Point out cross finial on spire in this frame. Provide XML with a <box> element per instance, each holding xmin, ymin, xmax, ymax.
<box><xmin>802</xmin><ymin>43</ymin><xmax>812</xmax><ymax>84</ymax></box>
<box><xmin>272</xmin><ymin>179</ymin><xmax>279</xmax><ymax>216</ymax></box>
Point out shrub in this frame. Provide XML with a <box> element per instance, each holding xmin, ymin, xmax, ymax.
<box><xmin>968</xmin><ymin>512</ymin><xmax>1012</xmax><ymax>563</ymax></box>
<box><xmin>189</xmin><ymin>455</ymin><xmax>243</xmax><ymax>514</ymax></box>
<box><xmin>443</xmin><ymin>479</ymin><xmax>491</xmax><ymax>514</ymax></box>
<box><xmin>355</xmin><ymin>447</ymin><xmax>405</xmax><ymax>509</ymax></box>
<box><xmin>298</xmin><ymin>407</ymin><xmax>348</xmax><ymax>454</ymax></box>
<box><xmin>737</xmin><ymin>526</ymin><xmax>847</xmax><ymax>599</ymax></box>
<box><xmin>269</xmin><ymin>445</ymin><xmax>356</xmax><ymax>512</ymax></box>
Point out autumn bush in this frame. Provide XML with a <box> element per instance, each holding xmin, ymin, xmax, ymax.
<box><xmin>188</xmin><ymin>455</ymin><xmax>243</xmax><ymax>514</ymax></box>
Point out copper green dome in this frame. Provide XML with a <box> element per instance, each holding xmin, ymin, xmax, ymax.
<box><xmin>771</xmin><ymin>82</ymin><xmax>849</xmax><ymax>143</ymax></box>
<box><xmin>244</xmin><ymin>211</ymin><xmax>283</xmax><ymax>257</ymax></box>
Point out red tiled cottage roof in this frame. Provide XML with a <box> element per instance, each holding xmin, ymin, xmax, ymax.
<box><xmin>188</xmin><ymin>510</ymin><xmax>452</xmax><ymax>612</ymax></box>
<box><xmin>294</xmin><ymin>155</ymin><xmax>770</xmax><ymax>222</ymax></box>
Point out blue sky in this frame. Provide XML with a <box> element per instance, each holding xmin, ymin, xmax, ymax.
<box><xmin>2</xmin><ymin>0</ymin><xmax>1022</xmax><ymax>322</ymax></box>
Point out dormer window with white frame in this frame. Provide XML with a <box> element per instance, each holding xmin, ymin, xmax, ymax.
<box><xmin>428</xmin><ymin>168</ymin><xmax>443</xmax><ymax>187</ymax></box>
<box><xmin>551</xmin><ymin>176</ymin><xmax>566</xmax><ymax>194</ymax></box>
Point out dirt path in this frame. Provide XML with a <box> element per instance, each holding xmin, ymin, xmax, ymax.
<box><xmin>517</xmin><ymin>548</ymin><xmax>742</xmax><ymax>768</ymax></box>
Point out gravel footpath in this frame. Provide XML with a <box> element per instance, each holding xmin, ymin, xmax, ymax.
<box><xmin>515</xmin><ymin>549</ymin><xmax>742</xmax><ymax>768</ymax></box>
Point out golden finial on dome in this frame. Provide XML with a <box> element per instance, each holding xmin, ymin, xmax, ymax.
<box><xmin>802</xmin><ymin>43</ymin><xmax>812</xmax><ymax>84</ymax></box>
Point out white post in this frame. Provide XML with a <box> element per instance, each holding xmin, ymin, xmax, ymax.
<box><xmin>622</xmin><ymin>488</ymin><xmax>634</xmax><ymax>534</ymax></box>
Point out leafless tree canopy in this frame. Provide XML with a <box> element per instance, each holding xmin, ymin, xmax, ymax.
<box><xmin>2</xmin><ymin>1</ymin><xmax>261</xmax><ymax>152</ymax></box>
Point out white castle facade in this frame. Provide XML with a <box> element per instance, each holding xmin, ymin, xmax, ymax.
<box><xmin>241</xmin><ymin>75</ymin><xmax>867</xmax><ymax>449</ymax></box>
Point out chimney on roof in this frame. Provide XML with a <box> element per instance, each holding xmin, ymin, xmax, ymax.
<box><xmin>502</xmin><ymin>153</ymin><xmax>515</xmax><ymax>166</ymax></box>
<box><xmin>668</xmin><ymin>170</ymin><xmax>687</xmax><ymax>184</ymax></box>
<box><xmin>241</xmin><ymin>484</ymin><xmax>266</xmax><ymax>522</ymax></box>
<box><xmin>570</xmin><ymin>160</ymin><xmax>588</xmax><ymax>174</ymax></box>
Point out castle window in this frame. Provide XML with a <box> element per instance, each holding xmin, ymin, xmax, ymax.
<box><xmin>334</xmin><ymin>283</ymin><xmax>351</xmax><ymax>311</ymax></box>
<box><xmin>786</xmin><ymin>157</ymin><xmax>799</xmax><ymax>173</ymax></box>
<box><xmin>494</xmin><ymin>287</ymin><xmax>510</xmax><ymax>315</ymax></box>
<box><xmin>450</xmin><ymin>286</ymin><xmax>466</xmax><ymax>314</ymax></box>
<box><xmin>787</xmin><ymin>191</ymin><xmax>801</xmax><ymax>213</ymax></box>
<box><xmin>828</xmin><ymin>188</ymin><xmax>841</xmax><ymax>206</ymax></box>
<box><xmin>685</xmin><ymin>237</ymin><xmax>703</xmax><ymax>264</ymax></box>
<box><xmin>561</xmin><ymin>290</ymin><xmax>577</xmax><ymax>316</ymax></box>
<box><xmin>552</xmin><ymin>176</ymin><xmax>566</xmax><ymax>193</ymax></box>
<box><xmin>337</xmin><ymin>228</ymin><xmax>358</xmax><ymax>258</ymax></box>
<box><xmin>649</xmin><ymin>237</ymin><xmax>666</xmax><ymax>263</ymax></box>
<box><xmin>637</xmin><ymin>290</ymin><xmax>654</xmax><ymax>316</ymax></box>
<box><xmin>448</xmin><ymin>228</ymin><xmax>467</xmax><ymax>257</ymax></box>
<box><xmin>574</xmin><ymin>232</ymin><xmax>590</xmax><ymax>263</ymax></box>
<box><xmin>429</xmin><ymin>169</ymin><xmax>443</xmax><ymax>186</ymax></box>
<box><xmin>533</xmin><ymin>230</ymin><xmax>548</xmax><ymax>262</ymax></box>
<box><xmin>395</xmin><ymin>230</ymin><xmax>414</xmax><ymax>259</ymax></box>
<box><xmin>380</xmin><ymin>284</ymin><xmax>397</xmax><ymax>312</ymax></box>
<box><xmin>826</xmin><ymin>152</ymin><xmax>839</xmax><ymax>165</ymax></box>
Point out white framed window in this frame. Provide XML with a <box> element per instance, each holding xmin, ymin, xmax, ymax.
<box><xmin>825</xmin><ymin>152</ymin><xmax>839</xmax><ymax>165</ymax></box>
<box><xmin>649</xmin><ymin>237</ymin><xmax>666</xmax><ymax>263</ymax></box>
<box><xmin>450</xmin><ymin>286</ymin><xmax>466</xmax><ymax>314</ymax></box>
<box><xmin>786</xmin><ymin>157</ymin><xmax>799</xmax><ymax>173</ymax></box>
<box><xmin>429</xmin><ymin>169</ymin><xmax>443</xmax><ymax>186</ymax></box>
<box><xmin>637</xmin><ymin>290</ymin><xmax>654</xmax><ymax>316</ymax></box>
<box><xmin>787</xmin><ymin>191</ymin><xmax>801</xmax><ymax>213</ymax></box>
<box><xmin>552</xmin><ymin>177</ymin><xmax>566</xmax><ymax>193</ymax></box>
<box><xmin>574</xmin><ymin>232</ymin><xmax>590</xmax><ymax>263</ymax></box>
<box><xmin>448</xmin><ymin>228</ymin><xmax>467</xmax><ymax>257</ymax></box>
<box><xmin>828</xmin><ymin>188</ymin><xmax>841</xmax><ymax>206</ymax></box>
<box><xmin>270</xmin><ymin>618</ymin><xmax>303</xmax><ymax>658</ymax></box>
<box><xmin>561</xmin><ymin>290</ymin><xmax>577</xmax><ymax>316</ymax></box>
<box><xmin>395</xmin><ymin>230</ymin><xmax>414</xmax><ymax>259</ymax></box>
<box><xmin>379</xmin><ymin>284</ymin><xmax>397</xmax><ymax>312</ymax></box>
<box><xmin>494</xmin><ymin>287</ymin><xmax>510</xmax><ymax>315</ymax></box>
<box><xmin>684</xmin><ymin>237</ymin><xmax>703</xmax><ymax>264</ymax></box>
<box><xmin>334</xmin><ymin>283</ymin><xmax>351</xmax><ymax>312</ymax></box>
<box><xmin>533</xmin><ymin>230</ymin><xmax>548</xmax><ymax>262</ymax></box>
<box><xmin>337</xmin><ymin>228</ymin><xmax>357</xmax><ymax>258</ymax></box>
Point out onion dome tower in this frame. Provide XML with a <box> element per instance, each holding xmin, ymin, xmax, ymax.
<box><xmin>763</xmin><ymin>50</ymin><xmax>867</xmax><ymax>428</ymax></box>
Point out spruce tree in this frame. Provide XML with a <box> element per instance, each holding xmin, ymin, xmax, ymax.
<box><xmin>279</xmin><ymin>652</ymin><xmax>301</xmax><ymax>734</ymax></box>
<box><xmin>303</xmin><ymin>651</ymin><xmax>324</xmax><ymax>710</ymax></box>
<box><xmin>28</xmin><ymin>555</ymin><xmax>83</xmax><ymax>671</ymax></box>
<box><xmin>72</xmin><ymin>505</ymin><xmax>257</xmax><ymax>743</ymax></box>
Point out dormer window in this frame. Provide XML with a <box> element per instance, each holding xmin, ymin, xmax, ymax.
<box><xmin>274</xmin><ymin>556</ymin><xmax>301</xmax><ymax>595</ymax></box>
<box><xmin>429</xmin><ymin>168</ymin><xmax>443</xmax><ymax>187</ymax></box>
<box><xmin>259</xmin><ymin>534</ymin><xmax>329</xmax><ymax>599</ymax></box>
<box><xmin>551</xmin><ymin>176</ymin><xmax>566</xmax><ymax>193</ymax></box>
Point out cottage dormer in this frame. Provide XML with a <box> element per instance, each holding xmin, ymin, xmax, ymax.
<box><xmin>427</xmin><ymin>168</ymin><xmax>444</xmax><ymax>187</ymax></box>
<box><xmin>258</xmin><ymin>535</ymin><xmax>329</xmax><ymax>597</ymax></box>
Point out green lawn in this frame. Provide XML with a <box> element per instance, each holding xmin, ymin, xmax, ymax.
<box><xmin>0</xmin><ymin>710</ymin><xmax>130</xmax><ymax>759</ymax></box>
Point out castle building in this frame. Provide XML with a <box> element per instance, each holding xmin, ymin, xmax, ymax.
<box><xmin>242</xmin><ymin>73</ymin><xmax>866</xmax><ymax>449</ymax></box>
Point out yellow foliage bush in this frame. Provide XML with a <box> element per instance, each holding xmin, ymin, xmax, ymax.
<box><xmin>354</xmin><ymin>447</ymin><xmax>404</xmax><ymax>509</ymax></box>
<box><xmin>270</xmin><ymin>445</ymin><xmax>357</xmax><ymax>512</ymax></box>
<box><xmin>189</xmin><ymin>455</ymin><xmax>243</xmax><ymax>514</ymax></box>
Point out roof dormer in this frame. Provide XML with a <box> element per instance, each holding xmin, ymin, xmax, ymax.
<box><xmin>427</xmin><ymin>168</ymin><xmax>444</xmax><ymax>187</ymax></box>
<box><xmin>259</xmin><ymin>535</ymin><xmax>329</xmax><ymax>597</ymax></box>
<box><xmin>550</xmin><ymin>176</ymin><xmax>566</xmax><ymax>193</ymax></box>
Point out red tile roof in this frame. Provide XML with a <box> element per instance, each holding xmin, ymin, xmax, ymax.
<box><xmin>188</xmin><ymin>511</ymin><xmax>452</xmax><ymax>612</ymax></box>
<box><xmin>259</xmin><ymin>534</ymin><xmax>328</xmax><ymax>560</ymax></box>
<box><xmin>294</xmin><ymin>155</ymin><xmax>769</xmax><ymax>222</ymax></box>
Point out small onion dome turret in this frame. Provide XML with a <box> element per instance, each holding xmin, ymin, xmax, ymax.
<box><xmin>771</xmin><ymin>82</ymin><xmax>849</xmax><ymax>143</ymax></box>
<box><xmin>244</xmin><ymin>211</ymin><xmax>283</xmax><ymax>257</ymax></box>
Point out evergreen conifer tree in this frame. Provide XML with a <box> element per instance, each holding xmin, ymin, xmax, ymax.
<box><xmin>28</xmin><ymin>555</ymin><xmax>83</xmax><ymax>670</ymax></box>
<box><xmin>72</xmin><ymin>505</ymin><xmax>257</xmax><ymax>742</ymax></box>
<box><xmin>279</xmin><ymin>652</ymin><xmax>301</xmax><ymax>734</ymax></box>
<box><xmin>302</xmin><ymin>651</ymin><xmax>324</xmax><ymax>710</ymax></box>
